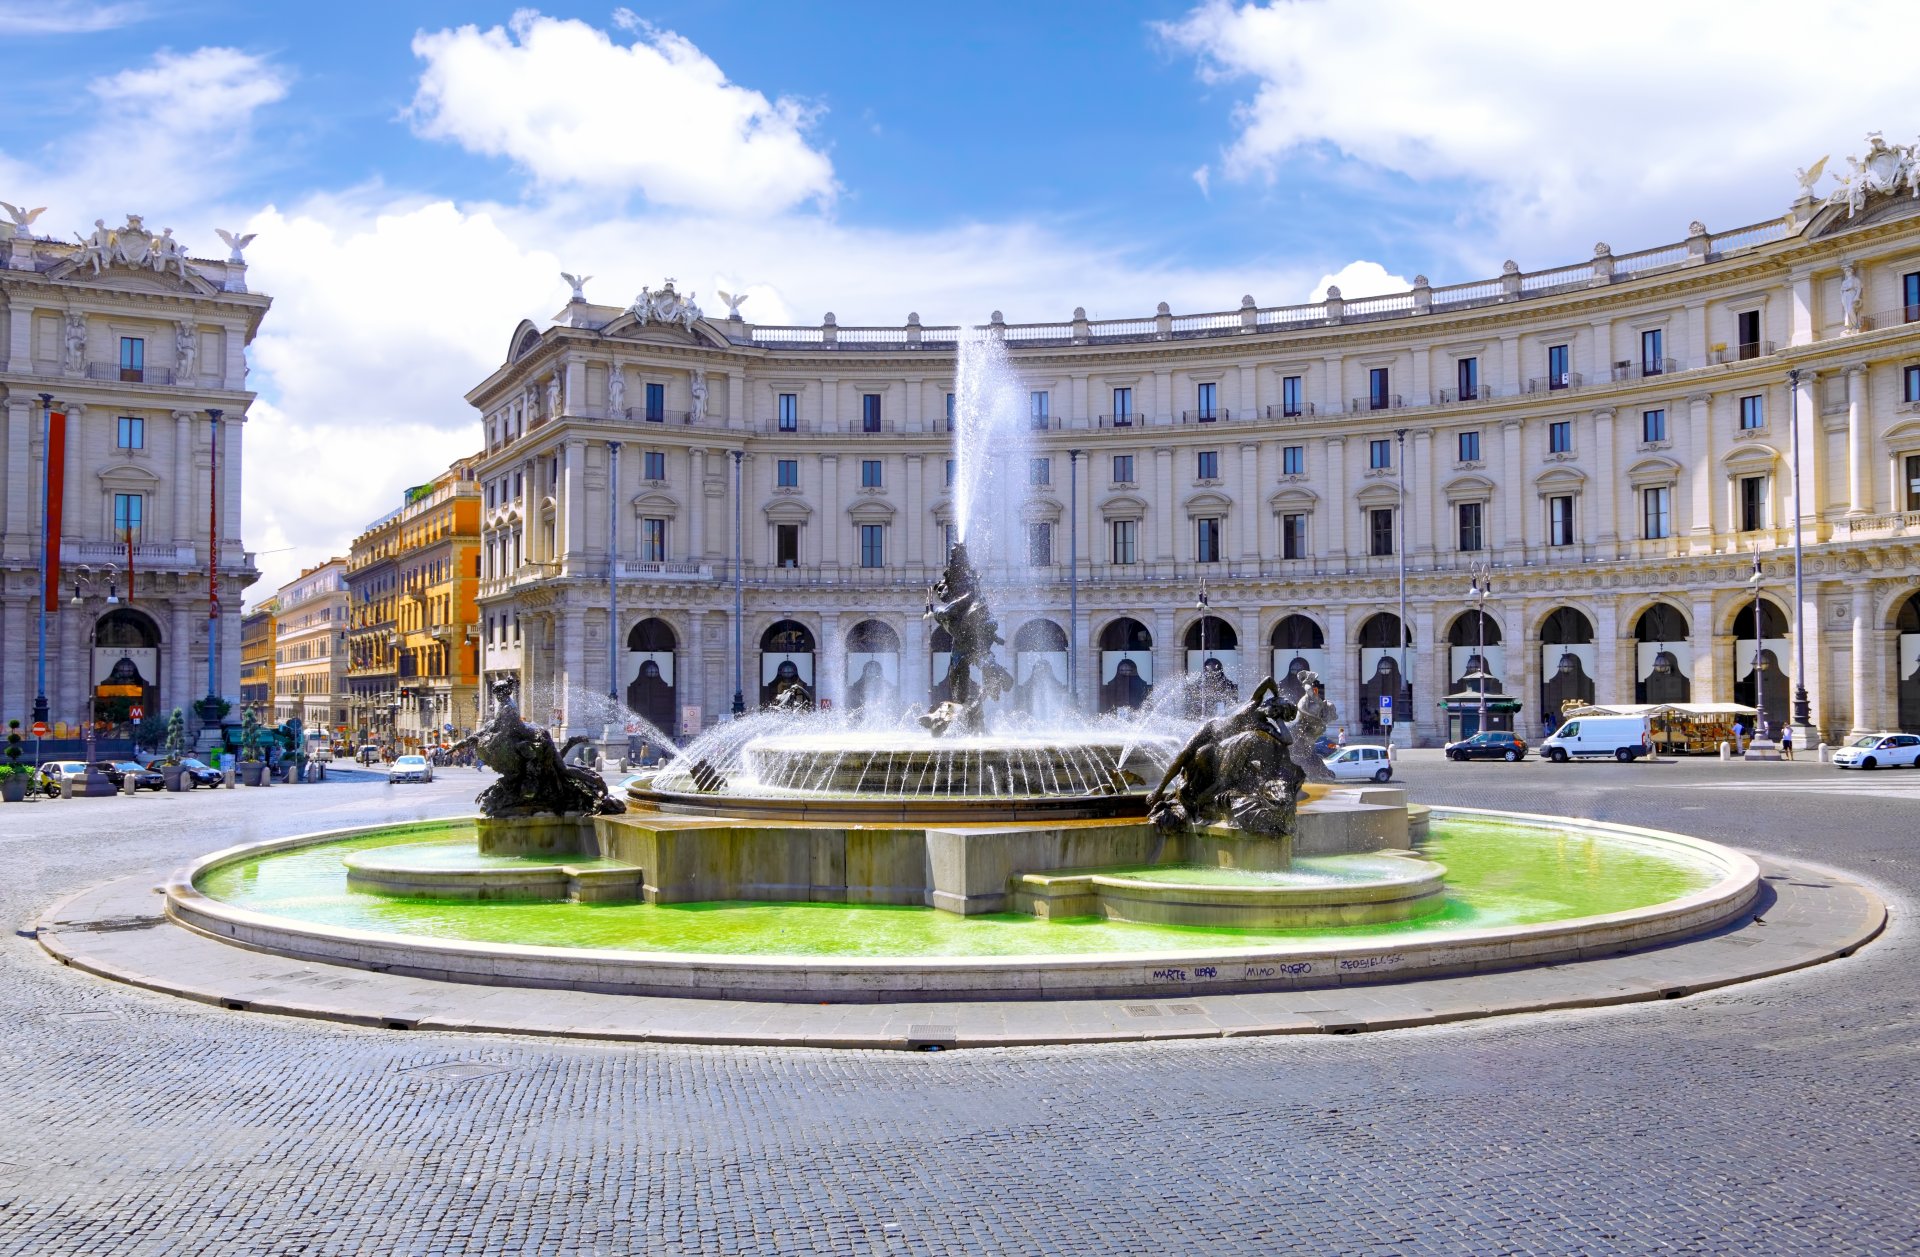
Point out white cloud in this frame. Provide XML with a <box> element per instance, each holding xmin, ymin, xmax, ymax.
<box><xmin>0</xmin><ymin>0</ymin><xmax>144</xmax><ymax>34</ymax></box>
<box><xmin>1192</xmin><ymin>164</ymin><xmax>1211</xmax><ymax>198</ymax></box>
<box><xmin>408</xmin><ymin>11</ymin><xmax>836</xmax><ymax>215</ymax></box>
<box><xmin>1161</xmin><ymin>0</ymin><xmax>1920</xmax><ymax>271</ymax></box>
<box><xmin>1308</xmin><ymin>260</ymin><xmax>1411</xmax><ymax>302</ymax></box>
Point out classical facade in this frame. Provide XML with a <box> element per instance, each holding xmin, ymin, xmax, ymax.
<box><xmin>345</xmin><ymin>464</ymin><xmax>481</xmax><ymax>750</ymax></box>
<box><xmin>467</xmin><ymin>158</ymin><xmax>1920</xmax><ymax>746</ymax></box>
<box><xmin>273</xmin><ymin>558</ymin><xmax>347</xmax><ymax>734</ymax></box>
<box><xmin>0</xmin><ymin>208</ymin><xmax>267</xmax><ymax>735</ymax></box>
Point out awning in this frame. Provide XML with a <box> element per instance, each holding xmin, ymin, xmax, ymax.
<box><xmin>1564</xmin><ymin>702</ymin><xmax>1757</xmax><ymax>718</ymax></box>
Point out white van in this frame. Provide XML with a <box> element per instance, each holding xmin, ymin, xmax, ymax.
<box><xmin>1541</xmin><ymin>714</ymin><xmax>1652</xmax><ymax>763</ymax></box>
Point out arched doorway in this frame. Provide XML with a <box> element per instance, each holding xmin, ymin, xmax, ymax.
<box><xmin>1539</xmin><ymin>607</ymin><xmax>1596</xmax><ymax>728</ymax></box>
<box><xmin>1634</xmin><ymin>604</ymin><xmax>1692</xmax><ymax>703</ymax></box>
<box><xmin>1731</xmin><ymin>599</ymin><xmax>1791</xmax><ymax>732</ymax></box>
<box><xmin>1012</xmin><ymin>619</ymin><xmax>1070</xmax><ymax>719</ymax></box>
<box><xmin>1098</xmin><ymin>618</ymin><xmax>1153</xmax><ymax>713</ymax></box>
<box><xmin>1269</xmin><ymin>615</ymin><xmax>1325</xmax><ymax>690</ymax></box>
<box><xmin>1356</xmin><ymin>613</ymin><xmax>1409</xmax><ymax>737</ymax></box>
<box><xmin>1184</xmin><ymin>616</ymin><xmax>1239</xmax><ymax>714</ymax></box>
<box><xmin>1446</xmin><ymin>610</ymin><xmax>1505</xmax><ymax>695</ymax></box>
<box><xmin>624</xmin><ymin>618</ymin><xmax>677</xmax><ymax>739</ymax></box>
<box><xmin>1898</xmin><ymin>591</ymin><xmax>1920</xmax><ymax>732</ymax></box>
<box><xmin>760</xmin><ymin>620</ymin><xmax>815</xmax><ymax>709</ymax></box>
<box><xmin>845</xmin><ymin>620</ymin><xmax>900</xmax><ymax>717</ymax></box>
<box><xmin>91</xmin><ymin>608</ymin><xmax>161</xmax><ymax>730</ymax></box>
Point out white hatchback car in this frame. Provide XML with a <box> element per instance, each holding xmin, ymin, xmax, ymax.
<box><xmin>387</xmin><ymin>754</ymin><xmax>434</xmax><ymax>784</ymax></box>
<box><xmin>1831</xmin><ymin>733</ymin><xmax>1920</xmax><ymax>770</ymax></box>
<box><xmin>1324</xmin><ymin>744</ymin><xmax>1394</xmax><ymax>783</ymax></box>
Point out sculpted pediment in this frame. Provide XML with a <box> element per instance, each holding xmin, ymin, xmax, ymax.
<box><xmin>1098</xmin><ymin>491</ymin><xmax>1149</xmax><ymax>520</ymax></box>
<box><xmin>97</xmin><ymin>463</ymin><xmax>162</xmax><ymax>488</ymax></box>
<box><xmin>44</xmin><ymin>214</ymin><xmax>219</xmax><ymax>294</ymax></box>
<box><xmin>630</xmin><ymin>489</ymin><xmax>680</xmax><ymax>513</ymax></box>
<box><xmin>1625</xmin><ymin>455</ymin><xmax>1683</xmax><ymax>486</ymax></box>
<box><xmin>1268</xmin><ymin>486</ymin><xmax>1319</xmax><ymax>513</ymax></box>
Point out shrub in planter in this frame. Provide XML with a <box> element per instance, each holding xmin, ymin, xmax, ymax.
<box><xmin>1</xmin><ymin>721</ymin><xmax>27</xmax><ymax>802</ymax></box>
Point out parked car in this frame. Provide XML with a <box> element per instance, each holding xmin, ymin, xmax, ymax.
<box><xmin>387</xmin><ymin>754</ymin><xmax>433</xmax><ymax>784</ymax></box>
<box><xmin>357</xmin><ymin>744</ymin><xmax>383</xmax><ymax>766</ymax></box>
<box><xmin>175</xmin><ymin>757</ymin><xmax>226</xmax><ymax>788</ymax></box>
<box><xmin>308</xmin><ymin>744</ymin><xmax>334</xmax><ymax>763</ymax></box>
<box><xmin>1324</xmin><ymin>744</ymin><xmax>1393</xmax><ymax>783</ymax></box>
<box><xmin>1540</xmin><ymin>714</ymin><xmax>1653</xmax><ymax>763</ymax></box>
<box><xmin>94</xmin><ymin>760</ymin><xmax>165</xmax><ymax>791</ymax></box>
<box><xmin>33</xmin><ymin>760</ymin><xmax>93</xmax><ymax>797</ymax></box>
<box><xmin>1832</xmin><ymin>733</ymin><xmax>1920</xmax><ymax>770</ymax></box>
<box><xmin>1444</xmin><ymin>731</ymin><xmax>1529</xmax><ymax>762</ymax></box>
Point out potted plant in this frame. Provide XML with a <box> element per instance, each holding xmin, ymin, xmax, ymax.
<box><xmin>160</xmin><ymin>707</ymin><xmax>188</xmax><ymax>791</ymax></box>
<box><xmin>1</xmin><ymin>720</ymin><xmax>28</xmax><ymax>803</ymax></box>
<box><xmin>196</xmin><ymin>694</ymin><xmax>230</xmax><ymax>725</ymax></box>
<box><xmin>237</xmin><ymin>709</ymin><xmax>265</xmax><ymax>786</ymax></box>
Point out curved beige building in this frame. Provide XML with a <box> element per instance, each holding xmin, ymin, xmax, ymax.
<box><xmin>468</xmin><ymin>187</ymin><xmax>1920</xmax><ymax>746</ymax></box>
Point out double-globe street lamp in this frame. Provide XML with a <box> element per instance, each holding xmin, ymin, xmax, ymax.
<box><xmin>1466</xmin><ymin>560</ymin><xmax>1494</xmax><ymax>737</ymax></box>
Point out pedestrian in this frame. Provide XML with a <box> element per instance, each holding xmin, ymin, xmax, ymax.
<box><xmin>1781</xmin><ymin>726</ymin><xmax>1793</xmax><ymax>760</ymax></box>
<box><xmin>1733</xmin><ymin>719</ymin><xmax>1745</xmax><ymax>753</ymax></box>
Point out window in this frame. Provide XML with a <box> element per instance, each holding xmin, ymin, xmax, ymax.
<box><xmin>945</xmin><ymin>393</ymin><xmax>956</xmax><ymax>432</ymax></box>
<box><xmin>778</xmin><ymin>393</ymin><xmax>798</xmax><ymax>431</ymax></box>
<box><xmin>1196</xmin><ymin>382</ymin><xmax>1218</xmax><ymax>421</ymax></box>
<box><xmin>1737</xmin><ymin>310</ymin><xmax>1762</xmax><ymax>359</ymax></box>
<box><xmin>644</xmin><ymin>382</ymin><xmax>665</xmax><ymax>423</ymax></box>
<box><xmin>1739</xmin><ymin>394</ymin><xmax>1764</xmax><ymax>430</ymax></box>
<box><xmin>1029</xmin><ymin>391</ymin><xmax>1050</xmax><ymax>429</ymax></box>
<box><xmin>1196</xmin><ymin>450</ymin><xmax>1219</xmax><ymax>480</ymax></box>
<box><xmin>861</xmin><ymin>459</ymin><xmax>883</xmax><ymax>488</ymax></box>
<box><xmin>1456</xmin><ymin>357</ymin><xmax>1479</xmax><ymax>401</ymax></box>
<box><xmin>1111</xmin><ymin>520</ymin><xmax>1138</xmax><ymax>565</ymax></box>
<box><xmin>1282</xmin><ymin>375</ymin><xmax>1304</xmax><ymax>416</ymax></box>
<box><xmin>1906</xmin><ymin>272</ymin><xmax>1920</xmax><ymax>323</ymax></box>
<box><xmin>118</xmin><ymin>337</ymin><xmax>143</xmax><ymax>381</ymax></box>
<box><xmin>1643</xmin><ymin>409</ymin><xmax>1668</xmax><ymax>443</ymax></box>
<box><xmin>1113</xmin><ymin>454</ymin><xmax>1135</xmax><ymax>483</ymax></box>
<box><xmin>1369</xmin><ymin>507</ymin><xmax>1395</xmax><ymax>556</ymax></box>
<box><xmin>859</xmin><ymin>524</ymin><xmax>885</xmax><ymax>568</ymax></box>
<box><xmin>112</xmin><ymin>493</ymin><xmax>143</xmax><ymax>542</ymax></box>
<box><xmin>1457</xmin><ymin>502</ymin><xmax>1484</xmax><ymax>552</ymax></box>
<box><xmin>1641</xmin><ymin>329</ymin><xmax>1665</xmax><ymax>375</ymax></box>
<box><xmin>945</xmin><ymin>459</ymin><xmax>956</xmax><ymax>486</ymax></box>
<box><xmin>1643</xmin><ymin>486</ymin><xmax>1672</xmax><ymax>539</ymax></box>
<box><xmin>862</xmin><ymin>393</ymin><xmax>882</xmax><ymax>432</ymax></box>
<box><xmin>1905</xmin><ymin>366</ymin><xmax>1920</xmax><ymax>404</ymax></box>
<box><xmin>1111</xmin><ymin>387</ymin><xmax>1134</xmax><ymax>425</ymax></box>
<box><xmin>1027</xmin><ymin>522</ymin><xmax>1053</xmax><ymax>565</ymax></box>
<box><xmin>1738</xmin><ymin>475</ymin><xmax>1768</xmax><ymax>532</ymax></box>
<box><xmin>775</xmin><ymin>523</ymin><xmax>800</xmax><ymax>568</ymax></box>
<box><xmin>1547</xmin><ymin>343</ymin><xmax>1570</xmax><ymax>389</ymax></box>
<box><xmin>1906</xmin><ymin>454</ymin><xmax>1920</xmax><ymax>511</ymax></box>
<box><xmin>1369</xmin><ymin>438</ymin><xmax>1392</xmax><ymax>470</ymax></box>
<box><xmin>1457</xmin><ymin>430</ymin><xmax>1481</xmax><ymax>463</ymax></box>
<box><xmin>776</xmin><ymin>459</ymin><xmax>799</xmax><ymax>488</ymax></box>
<box><xmin>1194</xmin><ymin>517</ymin><xmax>1222</xmax><ymax>563</ymax></box>
<box><xmin>1281</xmin><ymin>513</ymin><xmax>1307</xmax><ymax>560</ymax></box>
<box><xmin>1282</xmin><ymin>445</ymin><xmax>1305</xmax><ymax>476</ymax></box>
<box><xmin>1549</xmin><ymin>495</ymin><xmax>1575</xmax><ymax>547</ymax></box>
<box><xmin>116</xmin><ymin>416</ymin><xmax>144</xmax><ymax>450</ymax></box>
<box><xmin>1368</xmin><ymin>367</ymin><xmax>1391</xmax><ymax>410</ymax></box>
<box><xmin>642</xmin><ymin>518</ymin><xmax>667</xmax><ymax>561</ymax></box>
<box><xmin>642</xmin><ymin>451</ymin><xmax>666</xmax><ymax>480</ymax></box>
<box><xmin>1549</xmin><ymin>420</ymin><xmax>1572</xmax><ymax>453</ymax></box>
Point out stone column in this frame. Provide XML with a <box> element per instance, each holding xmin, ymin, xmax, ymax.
<box><xmin>1846</xmin><ymin>365</ymin><xmax>1869</xmax><ymax>516</ymax></box>
<box><xmin>1324</xmin><ymin>604</ymin><xmax>1351</xmax><ymax>736</ymax></box>
<box><xmin>902</xmin><ymin>604</ymin><xmax>928</xmax><ymax>708</ymax></box>
<box><xmin>1687</xmin><ymin>393</ymin><xmax>1715</xmax><ymax>548</ymax></box>
<box><xmin>1152</xmin><ymin>605</ymin><xmax>1177</xmax><ymax>699</ymax></box>
<box><xmin>1788</xmin><ymin>270</ymin><xmax>1814</xmax><ymax>346</ymax></box>
<box><xmin>559</xmin><ymin>609</ymin><xmax>586</xmax><ymax>737</ymax></box>
<box><xmin>819</xmin><ymin>453</ymin><xmax>841</xmax><ymax>568</ymax></box>
<box><xmin>1236</xmin><ymin>442</ymin><xmax>1258</xmax><ymax>562</ymax></box>
<box><xmin>2</xmin><ymin>397</ymin><xmax>30</xmax><ymax>560</ymax></box>
<box><xmin>564</xmin><ymin>440</ymin><xmax>587</xmax><ymax>568</ymax></box>
<box><xmin>1499</xmin><ymin>420</ymin><xmax>1523</xmax><ymax>552</ymax></box>
<box><xmin>1792</xmin><ymin>370</ymin><xmax>1821</xmax><ymax>540</ymax></box>
<box><xmin>903</xmin><ymin>453</ymin><xmax>924</xmax><ymax>571</ymax></box>
<box><xmin>1594</xmin><ymin>601</ymin><xmax>1621</xmax><ymax>710</ymax></box>
<box><xmin>1412</xmin><ymin>605</ymin><xmax>1437</xmax><ymax>746</ymax></box>
<box><xmin>1690</xmin><ymin>592</ymin><xmax>1719</xmax><ymax>704</ymax></box>
<box><xmin>0</xmin><ymin>597</ymin><xmax>24</xmax><ymax>719</ymax></box>
<box><xmin>1592</xmin><ymin>409</ymin><xmax>1616</xmax><ymax>547</ymax></box>
<box><xmin>169</xmin><ymin>604</ymin><xmax>192</xmax><ymax>714</ymax></box>
<box><xmin>818</xmin><ymin>611</ymin><xmax>844</xmax><ymax>711</ymax></box>
<box><xmin>1153</xmin><ymin>447</ymin><xmax>1175</xmax><ymax>562</ymax></box>
<box><xmin>1323</xmin><ymin>437</ymin><xmax>1347</xmax><ymax>562</ymax></box>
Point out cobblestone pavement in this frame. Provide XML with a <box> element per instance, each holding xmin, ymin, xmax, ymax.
<box><xmin>1</xmin><ymin>756</ymin><xmax>1916</xmax><ymax>1255</ymax></box>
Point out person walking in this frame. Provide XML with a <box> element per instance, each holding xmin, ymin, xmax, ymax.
<box><xmin>1733</xmin><ymin>719</ymin><xmax>1746</xmax><ymax>753</ymax></box>
<box><xmin>1781</xmin><ymin>727</ymin><xmax>1794</xmax><ymax>760</ymax></box>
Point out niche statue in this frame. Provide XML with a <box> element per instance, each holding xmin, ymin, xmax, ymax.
<box><xmin>453</xmin><ymin>679</ymin><xmax>625</xmax><ymax>816</ymax></box>
<box><xmin>919</xmin><ymin>542</ymin><xmax>1014</xmax><ymax>736</ymax></box>
<box><xmin>1147</xmin><ymin>675</ymin><xmax>1309</xmax><ymax>839</ymax></box>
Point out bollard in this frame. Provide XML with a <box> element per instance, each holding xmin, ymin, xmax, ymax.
<box><xmin>1818</xmin><ymin>743</ymin><xmax>1830</xmax><ymax>763</ymax></box>
<box><xmin>122</xmin><ymin>771</ymin><xmax>136</xmax><ymax>796</ymax></box>
<box><xmin>61</xmin><ymin>774</ymin><xmax>74</xmax><ymax>799</ymax></box>
<box><xmin>223</xmin><ymin>764</ymin><xmax>235</xmax><ymax>789</ymax></box>
<box><xmin>260</xmin><ymin>763</ymin><xmax>272</xmax><ymax>788</ymax></box>
<box><xmin>1719</xmin><ymin>741</ymin><xmax>1731</xmax><ymax>761</ymax></box>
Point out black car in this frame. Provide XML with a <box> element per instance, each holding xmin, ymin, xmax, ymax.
<box><xmin>174</xmin><ymin>758</ymin><xmax>226</xmax><ymax>788</ymax></box>
<box><xmin>93</xmin><ymin>760</ymin><xmax>166</xmax><ymax>791</ymax></box>
<box><xmin>1444</xmin><ymin>731</ymin><xmax>1529</xmax><ymax>762</ymax></box>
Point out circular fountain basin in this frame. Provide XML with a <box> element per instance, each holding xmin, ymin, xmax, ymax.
<box><xmin>1014</xmin><ymin>854</ymin><xmax>1447</xmax><ymax>928</ymax></box>
<box><xmin>168</xmin><ymin>809</ymin><xmax>1760</xmax><ymax>1003</ymax></box>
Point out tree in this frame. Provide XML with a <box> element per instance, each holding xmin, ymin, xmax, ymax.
<box><xmin>164</xmin><ymin>708</ymin><xmax>186</xmax><ymax>763</ymax></box>
<box><xmin>132</xmin><ymin>711</ymin><xmax>170</xmax><ymax>754</ymax></box>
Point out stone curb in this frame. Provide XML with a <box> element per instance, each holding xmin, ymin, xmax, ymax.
<box><xmin>34</xmin><ymin>853</ymin><xmax>1885</xmax><ymax>1051</ymax></box>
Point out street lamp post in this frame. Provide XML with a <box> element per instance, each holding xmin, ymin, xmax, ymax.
<box><xmin>606</xmin><ymin>441</ymin><xmax>620</xmax><ymax>704</ymax></box>
<box><xmin>1787</xmin><ymin>367</ymin><xmax>1814</xmax><ymax>748</ymax></box>
<box><xmin>1395</xmin><ymin>427</ymin><xmax>1410</xmax><ymax>749</ymax></box>
<box><xmin>1746</xmin><ymin>546</ymin><xmax>1767</xmax><ymax>751</ymax></box>
<box><xmin>1467</xmin><ymin>561</ymin><xmax>1492</xmax><ymax>737</ymax></box>
<box><xmin>33</xmin><ymin>392</ymin><xmax>55</xmax><ymax>726</ymax></box>
<box><xmin>731</xmin><ymin>449</ymin><xmax>745</xmax><ymax>717</ymax></box>
<box><xmin>1068</xmin><ymin>448</ymin><xmax>1081</xmax><ymax>705</ymax></box>
<box><xmin>70</xmin><ymin>564</ymin><xmax>121</xmax><ymax>734</ymax></box>
<box><xmin>205</xmin><ymin>407</ymin><xmax>223</xmax><ymax>707</ymax></box>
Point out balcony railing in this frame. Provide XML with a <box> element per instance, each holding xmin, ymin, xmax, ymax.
<box><xmin>1840</xmin><ymin>510</ymin><xmax>1920</xmax><ymax>538</ymax></box>
<box><xmin>1097</xmin><ymin>413</ymin><xmax>1141</xmax><ymax>428</ymax></box>
<box><xmin>86</xmin><ymin>363</ymin><xmax>176</xmax><ymax>385</ymax></box>
<box><xmin>1350</xmin><ymin>394</ymin><xmax>1403</xmax><ymax>413</ymax></box>
<box><xmin>1612</xmin><ymin>358</ymin><xmax>1677</xmax><ymax>380</ymax></box>
<box><xmin>1178</xmin><ymin>409</ymin><xmax>1231</xmax><ymax>424</ymax></box>
<box><xmin>1264</xmin><ymin>403</ymin><xmax>1317</xmax><ymax>419</ymax></box>
<box><xmin>1527</xmin><ymin>373</ymin><xmax>1583</xmax><ymax>393</ymax></box>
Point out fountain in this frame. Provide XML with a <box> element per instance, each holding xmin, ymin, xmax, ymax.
<box><xmin>154</xmin><ymin>329</ymin><xmax>1763</xmax><ymax>1005</ymax></box>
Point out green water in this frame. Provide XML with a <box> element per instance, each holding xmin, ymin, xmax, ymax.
<box><xmin>195</xmin><ymin>817</ymin><xmax>1719</xmax><ymax>960</ymax></box>
<box><xmin>345</xmin><ymin>841</ymin><xmax>634</xmax><ymax>873</ymax></box>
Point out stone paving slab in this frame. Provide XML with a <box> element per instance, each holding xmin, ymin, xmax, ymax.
<box><xmin>34</xmin><ymin>850</ymin><xmax>1885</xmax><ymax>1051</ymax></box>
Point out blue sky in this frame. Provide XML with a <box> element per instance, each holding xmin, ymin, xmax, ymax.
<box><xmin>1</xmin><ymin>1</ymin><xmax>1913</xmax><ymax>592</ymax></box>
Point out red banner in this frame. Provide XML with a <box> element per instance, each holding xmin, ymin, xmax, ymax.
<box><xmin>44</xmin><ymin>410</ymin><xmax>66</xmax><ymax>607</ymax></box>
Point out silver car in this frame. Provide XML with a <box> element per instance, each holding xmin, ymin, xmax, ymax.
<box><xmin>386</xmin><ymin>754</ymin><xmax>434</xmax><ymax>784</ymax></box>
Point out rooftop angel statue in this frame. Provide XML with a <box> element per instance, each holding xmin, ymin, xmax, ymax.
<box><xmin>1793</xmin><ymin>155</ymin><xmax>1828</xmax><ymax>199</ymax></box>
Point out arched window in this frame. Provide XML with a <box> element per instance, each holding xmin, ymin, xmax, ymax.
<box><xmin>1446</xmin><ymin>610</ymin><xmax>1504</xmax><ymax>695</ymax></box>
<box><xmin>1897</xmin><ymin>591</ymin><xmax>1920</xmax><ymax>732</ymax></box>
<box><xmin>759</xmin><ymin>620</ymin><xmax>815</xmax><ymax>710</ymax></box>
<box><xmin>1731</xmin><ymin>599</ymin><xmax>1791</xmax><ymax>730</ymax></box>
<box><xmin>1012</xmin><ymin>620</ymin><xmax>1070</xmax><ymax>717</ymax></box>
<box><xmin>1097</xmin><ymin>618</ymin><xmax>1153</xmax><ymax>714</ymax></box>
<box><xmin>1355</xmin><ymin>613</ymin><xmax>1409</xmax><ymax>736</ymax></box>
<box><xmin>1540</xmin><ymin>607</ymin><xmax>1596</xmax><ymax>725</ymax></box>
<box><xmin>1634</xmin><ymin>605</ymin><xmax>1692</xmax><ymax>704</ymax></box>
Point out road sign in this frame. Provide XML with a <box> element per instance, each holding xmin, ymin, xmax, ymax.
<box><xmin>1380</xmin><ymin>695</ymin><xmax>1394</xmax><ymax>727</ymax></box>
<box><xmin>130</xmin><ymin>705</ymin><xmax>144</xmax><ymax>720</ymax></box>
<box><xmin>30</xmin><ymin>721</ymin><xmax>48</xmax><ymax>738</ymax></box>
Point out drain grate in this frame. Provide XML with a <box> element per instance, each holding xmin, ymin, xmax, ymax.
<box><xmin>404</xmin><ymin>1061</ymin><xmax>509</xmax><ymax>1083</ymax></box>
<box><xmin>50</xmin><ymin>1009</ymin><xmax>123</xmax><ymax>1024</ymax></box>
<box><xmin>1124</xmin><ymin>1005</ymin><xmax>1162</xmax><ymax>1018</ymax></box>
<box><xmin>905</xmin><ymin>1024</ymin><xmax>956</xmax><ymax>1050</ymax></box>
<box><xmin>1164</xmin><ymin>1004</ymin><xmax>1204</xmax><ymax>1016</ymax></box>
